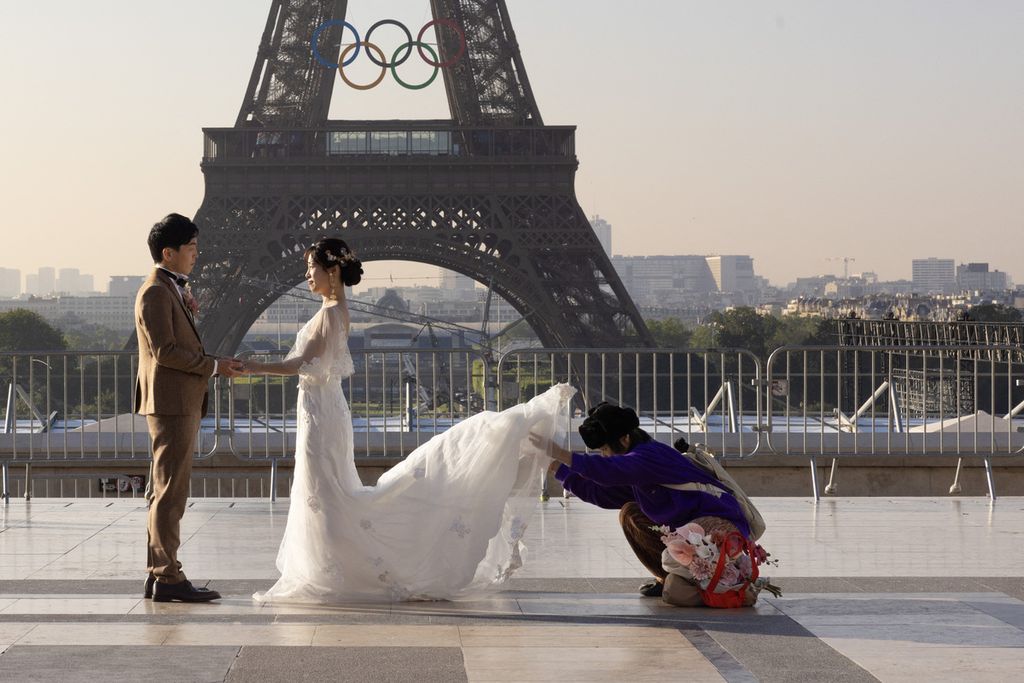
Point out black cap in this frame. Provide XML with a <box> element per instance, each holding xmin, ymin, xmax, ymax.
<box><xmin>578</xmin><ymin>402</ymin><xmax>640</xmax><ymax>449</ymax></box>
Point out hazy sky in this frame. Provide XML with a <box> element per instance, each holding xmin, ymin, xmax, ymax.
<box><xmin>1</xmin><ymin>0</ymin><xmax>1021</xmax><ymax>292</ymax></box>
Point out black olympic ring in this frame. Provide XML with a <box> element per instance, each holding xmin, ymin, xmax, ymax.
<box><xmin>364</xmin><ymin>19</ymin><xmax>414</xmax><ymax>68</ymax></box>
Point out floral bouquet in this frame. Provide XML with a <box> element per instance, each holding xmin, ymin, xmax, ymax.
<box><xmin>654</xmin><ymin>522</ymin><xmax>781</xmax><ymax>607</ymax></box>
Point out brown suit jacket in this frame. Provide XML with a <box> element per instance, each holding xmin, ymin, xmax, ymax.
<box><xmin>134</xmin><ymin>269</ymin><xmax>215</xmax><ymax>417</ymax></box>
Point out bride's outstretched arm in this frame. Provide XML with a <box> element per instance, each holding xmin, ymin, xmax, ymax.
<box><xmin>241</xmin><ymin>312</ymin><xmax>334</xmax><ymax>376</ymax></box>
<box><xmin>242</xmin><ymin>355</ymin><xmax>307</xmax><ymax>376</ymax></box>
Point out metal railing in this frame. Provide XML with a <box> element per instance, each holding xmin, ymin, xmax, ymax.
<box><xmin>496</xmin><ymin>348</ymin><xmax>763</xmax><ymax>459</ymax></box>
<box><xmin>764</xmin><ymin>345</ymin><xmax>1024</xmax><ymax>499</ymax></box>
<box><xmin>3</xmin><ymin>345</ymin><xmax>1022</xmax><ymax>502</ymax></box>
<box><xmin>202</xmin><ymin>124</ymin><xmax>577</xmax><ymax>163</ymax></box>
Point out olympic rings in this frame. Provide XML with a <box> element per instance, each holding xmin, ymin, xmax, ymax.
<box><xmin>390</xmin><ymin>42</ymin><xmax>439</xmax><ymax>91</ymax></box>
<box><xmin>311</xmin><ymin>18</ymin><xmax>467</xmax><ymax>90</ymax></box>
<box><xmin>337</xmin><ymin>42</ymin><xmax>388</xmax><ymax>91</ymax></box>
<box><xmin>364</xmin><ymin>19</ymin><xmax>414</xmax><ymax>68</ymax></box>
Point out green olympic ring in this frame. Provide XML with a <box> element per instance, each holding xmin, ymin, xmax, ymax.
<box><xmin>389</xmin><ymin>41</ymin><xmax>439</xmax><ymax>90</ymax></box>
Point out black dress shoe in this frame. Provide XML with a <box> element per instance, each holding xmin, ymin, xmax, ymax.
<box><xmin>152</xmin><ymin>580</ymin><xmax>222</xmax><ymax>603</ymax></box>
<box><xmin>639</xmin><ymin>580</ymin><xmax>664</xmax><ymax>597</ymax></box>
<box><xmin>144</xmin><ymin>574</ymin><xmax>155</xmax><ymax>599</ymax></box>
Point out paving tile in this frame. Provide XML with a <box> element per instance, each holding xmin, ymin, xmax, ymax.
<box><xmin>515</xmin><ymin>594</ymin><xmax>658</xmax><ymax>618</ymax></box>
<box><xmin>965</xmin><ymin>599</ymin><xmax>1024</xmax><ymax>630</ymax></box>
<box><xmin>0</xmin><ymin>623</ymin><xmax>36</xmax><ymax>653</ymax></box>
<box><xmin>225</xmin><ymin>646</ymin><xmax>467</xmax><ymax>682</ymax></box>
<box><xmin>312</xmin><ymin>624</ymin><xmax>460</xmax><ymax>647</ymax></box>
<box><xmin>0</xmin><ymin>597</ymin><xmax>141</xmax><ymax>616</ymax></box>
<box><xmin>162</xmin><ymin>623</ymin><xmax>316</xmax><ymax>646</ymax></box>
<box><xmin>16</xmin><ymin>623</ymin><xmax>171</xmax><ymax>646</ymax></box>
<box><xmin>821</xmin><ymin>639</ymin><xmax>1024</xmax><ymax>683</ymax></box>
<box><xmin>462</xmin><ymin>645</ymin><xmax>724</xmax><ymax>682</ymax></box>
<box><xmin>458</xmin><ymin>624</ymin><xmax>688</xmax><ymax>648</ymax></box>
<box><xmin>0</xmin><ymin>645</ymin><xmax>239</xmax><ymax>682</ymax></box>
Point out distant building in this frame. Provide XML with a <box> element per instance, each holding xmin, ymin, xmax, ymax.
<box><xmin>589</xmin><ymin>215</ymin><xmax>612</xmax><ymax>256</ymax></box>
<box><xmin>0</xmin><ymin>296</ymin><xmax>135</xmax><ymax>330</ymax></box>
<box><xmin>0</xmin><ymin>268</ymin><xmax>20</xmax><ymax>298</ymax></box>
<box><xmin>37</xmin><ymin>267</ymin><xmax>56</xmax><ymax>296</ymax></box>
<box><xmin>956</xmin><ymin>263</ymin><xmax>1009</xmax><ymax>292</ymax></box>
<box><xmin>911</xmin><ymin>258</ymin><xmax>955</xmax><ymax>294</ymax></box>
<box><xmin>439</xmin><ymin>269</ymin><xmax>476</xmax><ymax>295</ymax></box>
<box><xmin>55</xmin><ymin>268</ymin><xmax>95</xmax><ymax>295</ymax></box>
<box><xmin>611</xmin><ymin>255</ymin><xmax>718</xmax><ymax>307</ymax></box>
<box><xmin>706</xmin><ymin>255</ymin><xmax>757</xmax><ymax>297</ymax></box>
<box><xmin>108</xmin><ymin>276</ymin><xmax>147</xmax><ymax>298</ymax></box>
<box><xmin>824</xmin><ymin>279</ymin><xmax>866</xmax><ymax>299</ymax></box>
<box><xmin>24</xmin><ymin>267</ymin><xmax>56</xmax><ymax>296</ymax></box>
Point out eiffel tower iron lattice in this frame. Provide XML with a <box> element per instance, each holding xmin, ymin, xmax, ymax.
<box><xmin>191</xmin><ymin>0</ymin><xmax>654</xmax><ymax>354</ymax></box>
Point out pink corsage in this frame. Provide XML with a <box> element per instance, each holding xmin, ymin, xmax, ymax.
<box><xmin>183</xmin><ymin>284</ymin><xmax>200</xmax><ymax>316</ymax></box>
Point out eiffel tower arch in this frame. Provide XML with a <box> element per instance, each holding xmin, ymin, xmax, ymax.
<box><xmin>192</xmin><ymin>0</ymin><xmax>654</xmax><ymax>355</ymax></box>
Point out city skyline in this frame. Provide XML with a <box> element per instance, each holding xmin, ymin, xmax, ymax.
<box><xmin>1</xmin><ymin>1</ymin><xmax>1021</xmax><ymax>289</ymax></box>
<box><xmin>0</xmin><ymin>247</ymin><xmax>1018</xmax><ymax>299</ymax></box>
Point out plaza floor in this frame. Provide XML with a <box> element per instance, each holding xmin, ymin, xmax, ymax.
<box><xmin>1</xmin><ymin>496</ymin><xmax>1022</xmax><ymax>682</ymax></box>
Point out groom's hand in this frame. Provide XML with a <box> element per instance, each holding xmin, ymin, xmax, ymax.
<box><xmin>217</xmin><ymin>358</ymin><xmax>245</xmax><ymax>378</ymax></box>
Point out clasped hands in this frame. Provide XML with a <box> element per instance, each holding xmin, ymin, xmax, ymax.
<box><xmin>215</xmin><ymin>357</ymin><xmax>262</xmax><ymax>378</ymax></box>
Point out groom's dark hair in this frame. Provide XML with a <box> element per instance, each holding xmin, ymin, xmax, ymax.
<box><xmin>148</xmin><ymin>213</ymin><xmax>199</xmax><ymax>263</ymax></box>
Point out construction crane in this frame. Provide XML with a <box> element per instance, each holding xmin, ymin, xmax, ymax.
<box><xmin>827</xmin><ymin>257</ymin><xmax>857</xmax><ymax>279</ymax></box>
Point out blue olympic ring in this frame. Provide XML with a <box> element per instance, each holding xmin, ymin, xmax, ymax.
<box><xmin>311</xmin><ymin>20</ymin><xmax>361</xmax><ymax>69</ymax></box>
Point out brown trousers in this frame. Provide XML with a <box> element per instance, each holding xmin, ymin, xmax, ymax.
<box><xmin>619</xmin><ymin>502</ymin><xmax>669</xmax><ymax>581</ymax></box>
<box><xmin>619</xmin><ymin>504</ymin><xmax>743</xmax><ymax>582</ymax></box>
<box><xmin>146</xmin><ymin>413</ymin><xmax>201</xmax><ymax>584</ymax></box>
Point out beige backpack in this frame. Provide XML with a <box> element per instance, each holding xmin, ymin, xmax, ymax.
<box><xmin>661</xmin><ymin>442</ymin><xmax>766</xmax><ymax>541</ymax></box>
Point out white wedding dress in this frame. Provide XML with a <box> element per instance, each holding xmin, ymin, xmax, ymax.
<box><xmin>254</xmin><ymin>303</ymin><xmax>573</xmax><ymax>603</ymax></box>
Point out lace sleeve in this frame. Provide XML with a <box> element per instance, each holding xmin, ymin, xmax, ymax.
<box><xmin>288</xmin><ymin>306</ymin><xmax>353</xmax><ymax>382</ymax></box>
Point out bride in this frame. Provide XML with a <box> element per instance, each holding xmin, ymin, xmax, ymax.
<box><xmin>242</xmin><ymin>237</ymin><xmax>572</xmax><ymax>602</ymax></box>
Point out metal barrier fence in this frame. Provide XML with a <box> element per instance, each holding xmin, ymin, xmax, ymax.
<box><xmin>765</xmin><ymin>345</ymin><xmax>1024</xmax><ymax>499</ymax></box>
<box><xmin>495</xmin><ymin>348</ymin><xmax>763</xmax><ymax>459</ymax></box>
<box><xmin>3</xmin><ymin>345</ymin><xmax>1022</xmax><ymax>501</ymax></box>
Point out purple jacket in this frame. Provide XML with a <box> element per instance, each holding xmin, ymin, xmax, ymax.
<box><xmin>554</xmin><ymin>439</ymin><xmax>751</xmax><ymax>537</ymax></box>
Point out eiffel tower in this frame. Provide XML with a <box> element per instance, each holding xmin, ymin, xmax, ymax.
<box><xmin>193</xmin><ymin>0</ymin><xmax>653</xmax><ymax>354</ymax></box>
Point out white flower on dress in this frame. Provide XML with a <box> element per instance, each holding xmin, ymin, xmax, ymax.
<box><xmin>449</xmin><ymin>517</ymin><xmax>471</xmax><ymax>538</ymax></box>
<box><xmin>508</xmin><ymin>516</ymin><xmax>527</xmax><ymax>542</ymax></box>
<box><xmin>360</xmin><ymin>519</ymin><xmax>373</xmax><ymax>530</ymax></box>
<box><xmin>306</xmin><ymin>496</ymin><xmax>321</xmax><ymax>513</ymax></box>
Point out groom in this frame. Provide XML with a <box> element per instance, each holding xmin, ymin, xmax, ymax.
<box><xmin>134</xmin><ymin>213</ymin><xmax>242</xmax><ymax>602</ymax></box>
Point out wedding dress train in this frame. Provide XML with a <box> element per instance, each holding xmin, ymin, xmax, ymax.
<box><xmin>254</xmin><ymin>303</ymin><xmax>572</xmax><ymax>603</ymax></box>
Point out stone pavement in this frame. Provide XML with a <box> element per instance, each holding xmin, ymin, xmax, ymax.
<box><xmin>1</xmin><ymin>497</ymin><xmax>1022</xmax><ymax>682</ymax></box>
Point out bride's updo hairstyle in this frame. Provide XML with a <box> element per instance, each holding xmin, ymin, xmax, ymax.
<box><xmin>305</xmin><ymin>237</ymin><xmax>363</xmax><ymax>287</ymax></box>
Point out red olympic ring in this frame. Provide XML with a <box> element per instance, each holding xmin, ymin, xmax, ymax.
<box><xmin>417</xmin><ymin>19</ymin><xmax>466</xmax><ymax>68</ymax></box>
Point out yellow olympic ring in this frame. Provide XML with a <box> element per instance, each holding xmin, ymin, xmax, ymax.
<box><xmin>337</xmin><ymin>41</ymin><xmax>388</xmax><ymax>91</ymax></box>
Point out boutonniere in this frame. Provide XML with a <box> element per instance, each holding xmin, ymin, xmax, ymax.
<box><xmin>183</xmin><ymin>283</ymin><xmax>200</xmax><ymax>317</ymax></box>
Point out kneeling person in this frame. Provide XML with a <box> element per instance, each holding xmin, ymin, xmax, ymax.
<box><xmin>543</xmin><ymin>403</ymin><xmax>751</xmax><ymax>598</ymax></box>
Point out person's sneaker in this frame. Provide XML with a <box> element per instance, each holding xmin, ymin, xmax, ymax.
<box><xmin>639</xmin><ymin>580</ymin><xmax>664</xmax><ymax>597</ymax></box>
